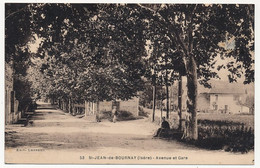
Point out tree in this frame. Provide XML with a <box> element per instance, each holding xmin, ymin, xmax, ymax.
<box><xmin>27</xmin><ymin>4</ymin><xmax>148</xmax><ymax>113</ymax></box>
<box><xmin>136</xmin><ymin>4</ymin><xmax>254</xmax><ymax>140</ymax></box>
<box><xmin>5</xmin><ymin>4</ymin><xmax>37</xmax><ymax>112</ymax></box>
<box><xmin>243</xmin><ymin>95</ymin><xmax>254</xmax><ymax>114</ymax></box>
<box><xmin>6</xmin><ymin>4</ymin><xmax>254</xmax><ymax>141</ymax></box>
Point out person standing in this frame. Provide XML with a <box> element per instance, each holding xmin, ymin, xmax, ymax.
<box><xmin>112</xmin><ymin>106</ymin><xmax>118</xmax><ymax>123</ymax></box>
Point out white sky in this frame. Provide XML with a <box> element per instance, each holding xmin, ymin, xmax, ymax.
<box><xmin>28</xmin><ymin>34</ymin><xmax>42</xmax><ymax>53</ymax></box>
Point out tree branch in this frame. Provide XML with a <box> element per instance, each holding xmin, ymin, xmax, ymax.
<box><xmin>188</xmin><ymin>4</ymin><xmax>197</xmax><ymax>53</ymax></box>
<box><xmin>5</xmin><ymin>5</ymin><xmax>29</xmax><ymax>21</ymax></box>
<box><xmin>136</xmin><ymin>4</ymin><xmax>189</xmax><ymax>57</ymax></box>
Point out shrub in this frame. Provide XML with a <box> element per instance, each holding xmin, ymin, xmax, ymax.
<box><xmin>100</xmin><ymin>110</ymin><xmax>143</xmax><ymax>121</ymax></box>
<box><xmin>100</xmin><ymin>111</ymin><xmax>112</xmax><ymax>120</ymax></box>
<box><xmin>117</xmin><ymin>110</ymin><xmax>143</xmax><ymax>121</ymax></box>
<box><xmin>195</xmin><ymin>124</ymin><xmax>254</xmax><ymax>153</ymax></box>
<box><xmin>138</xmin><ymin>106</ymin><xmax>149</xmax><ymax>117</ymax></box>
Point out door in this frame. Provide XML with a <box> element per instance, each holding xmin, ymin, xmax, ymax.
<box><xmin>224</xmin><ymin>105</ymin><xmax>228</xmax><ymax>113</ymax></box>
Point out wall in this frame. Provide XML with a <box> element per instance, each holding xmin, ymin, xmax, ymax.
<box><xmin>5</xmin><ymin>63</ymin><xmax>13</xmax><ymax>124</ymax></box>
<box><xmin>209</xmin><ymin>93</ymin><xmax>248</xmax><ymax>114</ymax></box>
<box><xmin>197</xmin><ymin>93</ymin><xmax>210</xmax><ymax>112</ymax></box>
<box><xmin>85</xmin><ymin>97</ymin><xmax>139</xmax><ymax>116</ymax></box>
<box><xmin>119</xmin><ymin>97</ymin><xmax>139</xmax><ymax>116</ymax></box>
<box><xmin>99</xmin><ymin>101</ymin><xmax>113</xmax><ymax>112</ymax></box>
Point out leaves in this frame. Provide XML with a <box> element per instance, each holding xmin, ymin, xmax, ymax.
<box><xmin>6</xmin><ymin>3</ymin><xmax>254</xmax><ymax>106</ymax></box>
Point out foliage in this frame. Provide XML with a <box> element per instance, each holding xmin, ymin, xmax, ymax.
<box><xmin>5</xmin><ymin>4</ymin><xmax>33</xmax><ymax>62</ymax></box>
<box><xmin>13</xmin><ymin>75</ymin><xmax>34</xmax><ymax>112</ymax></box>
<box><xmin>5</xmin><ymin>4</ymin><xmax>37</xmax><ymax>111</ymax></box>
<box><xmin>196</xmin><ymin>124</ymin><xmax>254</xmax><ymax>153</ymax></box>
<box><xmin>139</xmin><ymin>82</ymin><xmax>167</xmax><ymax>107</ymax></box>
<box><xmin>198</xmin><ymin>119</ymin><xmax>245</xmax><ymax>127</ymax></box>
<box><xmin>243</xmin><ymin>95</ymin><xmax>254</xmax><ymax>113</ymax></box>
<box><xmin>136</xmin><ymin>4</ymin><xmax>254</xmax><ymax>139</ymax></box>
<box><xmin>165</xmin><ymin>119</ymin><xmax>255</xmax><ymax>153</ymax></box>
<box><xmin>27</xmin><ymin>4</ymin><xmax>147</xmax><ymax>103</ymax></box>
<box><xmin>5</xmin><ymin>4</ymin><xmax>254</xmax><ymax>141</ymax></box>
<box><xmin>138</xmin><ymin>106</ymin><xmax>149</xmax><ymax>117</ymax></box>
<box><xmin>99</xmin><ymin>110</ymin><xmax>143</xmax><ymax>121</ymax></box>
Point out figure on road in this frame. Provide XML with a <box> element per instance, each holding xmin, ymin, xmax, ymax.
<box><xmin>96</xmin><ymin>113</ymin><xmax>101</xmax><ymax>122</ymax></box>
<box><xmin>153</xmin><ymin>117</ymin><xmax>170</xmax><ymax>137</ymax></box>
<box><xmin>112</xmin><ymin>106</ymin><xmax>118</xmax><ymax>123</ymax></box>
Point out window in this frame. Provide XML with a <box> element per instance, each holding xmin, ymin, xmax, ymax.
<box><xmin>224</xmin><ymin>105</ymin><xmax>228</xmax><ymax>113</ymax></box>
<box><xmin>215</xmin><ymin>95</ymin><xmax>218</xmax><ymax>101</ymax></box>
<box><xmin>233</xmin><ymin>94</ymin><xmax>240</xmax><ymax>101</ymax></box>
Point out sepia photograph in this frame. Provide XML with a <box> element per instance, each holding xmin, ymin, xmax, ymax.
<box><xmin>3</xmin><ymin>2</ymin><xmax>256</xmax><ymax>165</ymax></box>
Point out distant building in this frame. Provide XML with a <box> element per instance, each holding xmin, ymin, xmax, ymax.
<box><xmin>84</xmin><ymin>97</ymin><xmax>139</xmax><ymax>116</ymax></box>
<box><xmin>171</xmin><ymin>77</ymin><xmax>252</xmax><ymax>114</ymax></box>
<box><xmin>208</xmin><ymin>82</ymin><xmax>250</xmax><ymax>114</ymax></box>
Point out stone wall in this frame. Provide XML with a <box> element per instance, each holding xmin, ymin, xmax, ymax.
<box><xmin>99</xmin><ymin>101</ymin><xmax>113</xmax><ymax>112</ymax></box>
<box><xmin>119</xmin><ymin>97</ymin><xmax>139</xmax><ymax>116</ymax></box>
<box><xmin>84</xmin><ymin>97</ymin><xmax>139</xmax><ymax>116</ymax></box>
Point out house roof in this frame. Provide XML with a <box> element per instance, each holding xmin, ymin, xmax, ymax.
<box><xmin>169</xmin><ymin>77</ymin><xmax>253</xmax><ymax>96</ymax></box>
<box><xmin>209</xmin><ymin>81</ymin><xmax>246</xmax><ymax>94</ymax></box>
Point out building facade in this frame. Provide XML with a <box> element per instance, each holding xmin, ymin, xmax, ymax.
<box><xmin>5</xmin><ymin>62</ymin><xmax>20</xmax><ymax>124</ymax></box>
<box><xmin>84</xmin><ymin>97</ymin><xmax>139</xmax><ymax>116</ymax></box>
<box><xmin>173</xmin><ymin>77</ymin><xmax>252</xmax><ymax>114</ymax></box>
<box><xmin>209</xmin><ymin>84</ymin><xmax>250</xmax><ymax>114</ymax></box>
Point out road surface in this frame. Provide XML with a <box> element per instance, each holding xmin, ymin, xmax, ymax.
<box><xmin>5</xmin><ymin>102</ymin><xmax>254</xmax><ymax>164</ymax></box>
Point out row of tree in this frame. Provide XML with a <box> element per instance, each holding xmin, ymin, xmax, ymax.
<box><xmin>5</xmin><ymin>4</ymin><xmax>254</xmax><ymax>140</ymax></box>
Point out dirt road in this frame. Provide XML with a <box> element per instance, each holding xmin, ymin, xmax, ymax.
<box><xmin>5</xmin><ymin>102</ymin><xmax>254</xmax><ymax>164</ymax></box>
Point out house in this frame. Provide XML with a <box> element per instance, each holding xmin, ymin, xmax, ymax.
<box><xmin>171</xmin><ymin>77</ymin><xmax>252</xmax><ymax>114</ymax></box>
<box><xmin>208</xmin><ymin>81</ymin><xmax>250</xmax><ymax>114</ymax></box>
<box><xmin>5</xmin><ymin>62</ymin><xmax>20</xmax><ymax>124</ymax></box>
<box><xmin>170</xmin><ymin>76</ymin><xmax>211</xmax><ymax>112</ymax></box>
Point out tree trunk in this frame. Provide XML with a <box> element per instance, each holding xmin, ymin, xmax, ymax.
<box><xmin>84</xmin><ymin>100</ymin><xmax>88</xmax><ymax>117</ymax></box>
<box><xmin>69</xmin><ymin>98</ymin><xmax>72</xmax><ymax>114</ymax></box>
<box><xmin>160</xmin><ymin>75</ymin><xmax>163</xmax><ymax>122</ymax></box>
<box><xmin>166</xmin><ymin>81</ymin><xmax>169</xmax><ymax>119</ymax></box>
<box><xmin>178</xmin><ymin>75</ymin><xmax>182</xmax><ymax>130</ymax></box>
<box><xmin>165</xmin><ymin>56</ymin><xmax>169</xmax><ymax>119</ymax></box>
<box><xmin>51</xmin><ymin>95</ymin><xmax>54</xmax><ymax>105</ymax></box>
<box><xmin>96</xmin><ymin>100</ymin><xmax>100</xmax><ymax>114</ymax></box>
<box><xmin>185</xmin><ymin>55</ymin><xmax>198</xmax><ymax>140</ymax></box>
<box><xmin>92</xmin><ymin>101</ymin><xmax>95</xmax><ymax>115</ymax></box>
<box><xmin>96</xmin><ymin>100</ymin><xmax>100</xmax><ymax>122</ymax></box>
<box><xmin>71</xmin><ymin>99</ymin><xmax>76</xmax><ymax>116</ymax></box>
<box><xmin>152</xmin><ymin>84</ymin><xmax>156</xmax><ymax>122</ymax></box>
<box><xmin>65</xmin><ymin>99</ymin><xmax>68</xmax><ymax>112</ymax></box>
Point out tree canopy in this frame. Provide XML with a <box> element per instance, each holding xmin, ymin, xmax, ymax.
<box><xmin>6</xmin><ymin>3</ymin><xmax>254</xmax><ymax>139</ymax></box>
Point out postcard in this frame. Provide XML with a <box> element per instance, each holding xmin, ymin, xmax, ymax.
<box><xmin>4</xmin><ymin>2</ymin><xmax>255</xmax><ymax>166</ymax></box>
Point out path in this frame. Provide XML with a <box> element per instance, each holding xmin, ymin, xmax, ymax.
<box><xmin>5</xmin><ymin>102</ymin><xmax>254</xmax><ymax>164</ymax></box>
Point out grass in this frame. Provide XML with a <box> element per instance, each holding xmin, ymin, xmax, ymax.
<box><xmin>197</xmin><ymin>113</ymin><xmax>254</xmax><ymax>127</ymax></box>
<box><xmin>143</xmin><ymin>107</ymin><xmax>254</xmax><ymax>128</ymax></box>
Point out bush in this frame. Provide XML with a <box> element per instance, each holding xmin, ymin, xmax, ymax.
<box><xmin>138</xmin><ymin>106</ymin><xmax>149</xmax><ymax>117</ymax></box>
<box><xmin>100</xmin><ymin>110</ymin><xmax>143</xmax><ymax>121</ymax></box>
<box><xmin>198</xmin><ymin>119</ymin><xmax>243</xmax><ymax>127</ymax></box>
<box><xmin>195</xmin><ymin>124</ymin><xmax>254</xmax><ymax>153</ymax></box>
<box><xmin>176</xmin><ymin>119</ymin><xmax>254</xmax><ymax>153</ymax></box>
<box><xmin>117</xmin><ymin>110</ymin><xmax>143</xmax><ymax>121</ymax></box>
<box><xmin>100</xmin><ymin>111</ymin><xmax>113</xmax><ymax>120</ymax></box>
